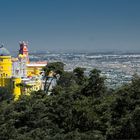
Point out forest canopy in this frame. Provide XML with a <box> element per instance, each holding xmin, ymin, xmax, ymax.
<box><xmin>0</xmin><ymin>62</ymin><xmax>140</xmax><ymax>140</ymax></box>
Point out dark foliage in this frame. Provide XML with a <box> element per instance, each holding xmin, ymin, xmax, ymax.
<box><xmin>0</xmin><ymin>62</ymin><xmax>140</xmax><ymax>140</ymax></box>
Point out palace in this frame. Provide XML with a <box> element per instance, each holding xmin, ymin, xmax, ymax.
<box><xmin>0</xmin><ymin>42</ymin><xmax>47</xmax><ymax>100</ymax></box>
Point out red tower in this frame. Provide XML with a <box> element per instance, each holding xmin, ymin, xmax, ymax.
<box><xmin>19</xmin><ymin>41</ymin><xmax>29</xmax><ymax>63</ymax></box>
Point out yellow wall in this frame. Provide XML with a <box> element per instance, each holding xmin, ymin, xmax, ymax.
<box><xmin>0</xmin><ymin>77</ymin><xmax>12</xmax><ymax>90</ymax></box>
<box><xmin>0</xmin><ymin>77</ymin><xmax>21</xmax><ymax>101</ymax></box>
<box><xmin>12</xmin><ymin>77</ymin><xmax>22</xmax><ymax>101</ymax></box>
<box><xmin>27</xmin><ymin>66</ymin><xmax>42</xmax><ymax>76</ymax></box>
<box><xmin>0</xmin><ymin>55</ymin><xmax>44</xmax><ymax>101</ymax></box>
<box><xmin>0</xmin><ymin>76</ymin><xmax>42</xmax><ymax>101</ymax></box>
<box><xmin>0</xmin><ymin>56</ymin><xmax>12</xmax><ymax>77</ymax></box>
<box><xmin>22</xmin><ymin>80</ymin><xmax>41</xmax><ymax>95</ymax></box>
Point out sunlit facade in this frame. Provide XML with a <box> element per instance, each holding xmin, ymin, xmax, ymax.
<box><xmin>0</xmin><ymin>42</ymin><xmax>47</xmax><ymax>101</ymax></box>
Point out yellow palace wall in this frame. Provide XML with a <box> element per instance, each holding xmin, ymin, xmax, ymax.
<box><xmin>0</xmin><ymin>56</ymin><xmax>12</xmax><ymax>77</ymax></box>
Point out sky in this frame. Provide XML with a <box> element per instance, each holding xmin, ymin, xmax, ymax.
<box><xmin>0</xmin><ymin>0</ymin><xmax>140</xmax><ymax>53</ymax></box>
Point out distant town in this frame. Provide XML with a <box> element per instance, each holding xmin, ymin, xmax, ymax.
<box><xmin>28</xmin><ymin>51</ymin><xmax>140</xmax><ymax>88</ymax></box>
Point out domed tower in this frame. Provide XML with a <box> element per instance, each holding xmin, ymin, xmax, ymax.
<box><xmin>19</xmin><ymin>41</ymin><xmax>29</xmax><ymax>63</ymax></box>
<box><xmin>0</xmin><ymin>45</ymin><xmax>12</xmax><ymax>77</ymax></box>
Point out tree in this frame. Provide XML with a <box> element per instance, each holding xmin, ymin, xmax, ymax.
<box><xmin>105</xmin><ymin>75</ymin><xmax>140</xmax><ymax>139</ymax></box>
<box><xmin>0</xmin><ymin>87</ymin><xmax>12</xmax><ymax>101</ymax></box>
<box><xmin>73</xmin><ymin>67</ymin><xmax>86</xmax><ymax>85</ymax></box>
<box><xmin>57</xmin><ymin>71</ymin><xmax>76</xmax><ymax>88</ymax></box>
<box><xmin>82</xmin><ymin>69</ymin><xmax>106</xmax><ymax>98</ymax></box>
<box><xmin>1</xmin><ymin>65</ymin><xmax>140</xmax><ymax>140</ymax></box>
<box><xmin>43</xmin><ymin>62</ymin><xmax>64</xmax><ymax>76</ymax></box>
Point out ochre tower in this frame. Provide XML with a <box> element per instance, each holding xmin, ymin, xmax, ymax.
<box><xmin>0</xmin><ymin>45</ymin><xmax>12</xmax><ymax>78</ymax></box>
<box><xmin>12</xmin><ymin>77</ymin><xmax>22</xmax><ymax>101</ymax></box>
<box><xmin>0</xmin><ymin>45</ymin><xmax>12</xmax><ymax>91</ymax></box>
<box><xmin>19</xmin><ymin>41</ymin><xmax>29</xmax><ymax>63</ymax></box>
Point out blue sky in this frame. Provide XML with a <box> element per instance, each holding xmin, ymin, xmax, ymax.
<box><xmin>0</xmin><ymin>0</ymin><xmax>140</xmax><ymax>53</ymax></box>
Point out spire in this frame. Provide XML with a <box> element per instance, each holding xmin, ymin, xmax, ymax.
<box><xmin>19</xmin><ymin>41</ymin><xmax>29</xmax><ymax>63</ymax></box>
